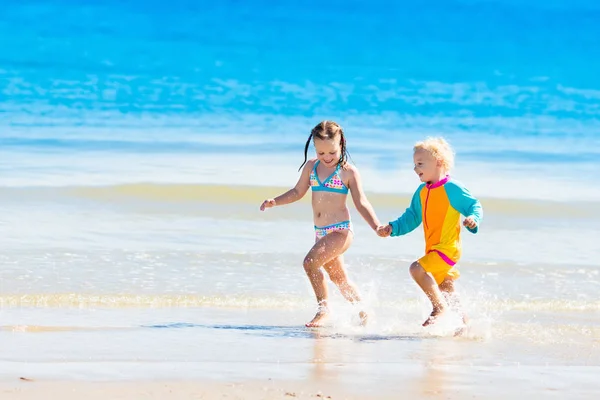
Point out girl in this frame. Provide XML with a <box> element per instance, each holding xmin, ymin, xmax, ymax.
<box><xmin>260</xmin><ymin>121</ymin><xmax>383</xmax><ymax>327</ymax></box>
<box><xmin>377</xmin><ymin>137</ymin><xmax>482</xmax><ymax>328</ymax></box>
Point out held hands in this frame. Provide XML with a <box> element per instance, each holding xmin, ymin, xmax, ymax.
<box><xmin>376</xmin><ymin>224</ymin><xmax>392</xmax><ymax>237</ymax></box>
<box><xmin>463</xmin><ymin>216</ymin><xmax>477</xmax><ymax>229</ymax></box>
<box><xmin>260</xmin><ymin>199</ymin><xmax>276</xmax><ymax>211</ymax></box>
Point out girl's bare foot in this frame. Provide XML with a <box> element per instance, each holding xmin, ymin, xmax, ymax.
<box><xmin>454</xmin><ymin>326</ymin><xmax>467</xmax><ymax>337</ymax></box>
<box><xmin>358</xmin><ymin>310</ymin><xmax>368</xmax><ymax>326</ymax></box>
<box><xmin>422</xmin><ymin>308</ymin><xmax>446</xmax><ymax>327</ymax></box>
<box><xmin>305</xmin><ymin>304</ymin><xmax>329</xmax><ymax>328</ymax></box>
<box><xmin>454</xmin><ymin>314</ymin><xmax>470</xmax><ymax>336</ymax></box>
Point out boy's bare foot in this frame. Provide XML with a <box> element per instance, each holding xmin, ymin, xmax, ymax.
<box><xmin>358</xmin><ymin>311</ymin><xmax>368</xmax><ymax>326</ymax></box>
<box><xmin>422</xmin><ymin>308</ymin><xmax>446</xmax><ymax>327</ymax></box>
<box><xmin>305</xmin><ymin>307</ymin><xmax>329</xmax><ymax>328</ymax></box>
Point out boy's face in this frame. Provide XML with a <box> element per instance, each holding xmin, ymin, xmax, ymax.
<box><xmin>413</xmin><ymin>149</ymin><xmax>440</xmax><ymax>183</ymax></box>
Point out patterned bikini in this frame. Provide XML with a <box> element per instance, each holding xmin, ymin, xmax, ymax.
<box><xmin>309</xmin><ymin>160</ymin><xmax>353</xmax><ymax>241</ymax></box>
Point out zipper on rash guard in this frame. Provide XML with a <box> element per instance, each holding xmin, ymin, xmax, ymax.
<box><xmin>424</xmin><ymin>187</ymin><xmax>431</xmax><ymax>229</ymax></box>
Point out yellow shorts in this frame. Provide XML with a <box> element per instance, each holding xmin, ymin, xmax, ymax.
<box><xmin>418</xmin><ymin>251</ymin><xmax>460</xmax><ymax>285</ymax></box>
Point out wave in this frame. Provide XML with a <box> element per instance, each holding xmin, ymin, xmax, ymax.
<box><xmin>1</xmin><ymin>293</ymin><xmax>598</xmax><ymax>312</ymax></box>
<box><xmin>1</xmin><ymin>183</ymin><xmax>596</xmax><ymax>217</ymax></box>
<box><xmin>0</xmin><ymin>294</ymin><xmax>308</xmax><ymax>309</ymax></box>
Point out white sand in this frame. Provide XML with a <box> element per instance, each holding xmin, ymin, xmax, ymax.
<box><xmin>2</xmin><ymin>368</ymin><xmax>599</xmax><ymax>400</ymax></box>
<box><xmin>1</xmin><ymin>379</ymin><xmax>395</xmax><ymax>400</ymax></box>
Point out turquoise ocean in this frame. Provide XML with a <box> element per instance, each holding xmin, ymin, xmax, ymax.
<box><xmin>0</xmin><ymin>0</ymin><xmax>599</xmax><ymax>397</ymax></box>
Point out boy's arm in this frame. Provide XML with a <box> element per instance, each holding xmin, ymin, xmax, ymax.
<box><xmin>446</xmin><ymin>181</ymin><xmax>483</xmax><ymax>233</ymax></box>
<box><xmin>389</xmin><ymin>185</ymin><xmax>423</xmax><ymax>236</ymax></box>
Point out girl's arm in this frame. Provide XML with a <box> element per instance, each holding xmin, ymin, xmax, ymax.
<box><xmin>347</xmin><ymin>166</ymin><xmax>381</xmax><ymax>230</ymax></box>
<box><xmin>260</xmin><ymin>160</ymin><xmax>313</xmax><ymax>210</ymax></box>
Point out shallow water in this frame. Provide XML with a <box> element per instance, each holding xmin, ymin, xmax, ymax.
<box><xmin>1</xmin><ymin>1</ymin><xmax>599</xmax><ymax>397</ymax></box>
<box><xmin>1</xmin><ymin>192</ymin><xmax>598</xmax><ymax>380</ymax></box>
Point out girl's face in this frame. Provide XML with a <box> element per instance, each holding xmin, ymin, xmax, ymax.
<box><xmin>314</xmin><ymin>137</ymin><xmax>341</xmax><ymax>168</ymax></box>
<box><xmin>413</xmin><ymin>149</ymin><xmax>441</xmax><ymax>183</ymax></box>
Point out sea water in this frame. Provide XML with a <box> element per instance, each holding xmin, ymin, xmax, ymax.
<box><xmin>0</xmin><ymin>0</ymin><xmax>599</xmax><ymax>396</ymax></box>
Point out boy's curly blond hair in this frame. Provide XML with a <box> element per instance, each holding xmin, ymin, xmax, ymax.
<box><xmin>413</xmin><ymin>137</ymin><xmax>455</xmax><ymax>172</ymax></box>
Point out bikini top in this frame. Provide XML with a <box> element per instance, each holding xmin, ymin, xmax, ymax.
<box><xmin>309</xmin><ymin>160</ymin><xmax>349</xmax><ymax>194</ymax></box>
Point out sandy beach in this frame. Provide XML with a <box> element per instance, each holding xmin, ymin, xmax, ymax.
<box><xmin>3</xmin><ymin>367</ymin><xmax>599</xmax><ymax>400</ymax></box>
<box><xmin>3</xmin><ymin>380</ymin><xmax>384</xmax><ymax>400</ymax></box>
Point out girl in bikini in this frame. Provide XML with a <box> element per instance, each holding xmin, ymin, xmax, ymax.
<box><xmin>260</xmin><ymin>121</ymin><xmax>383</xmax><ymax>327</ymax></box>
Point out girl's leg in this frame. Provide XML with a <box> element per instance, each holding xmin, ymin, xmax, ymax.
<box><xmin>303</xmin><ymin>230</ymin><xmax>353</xmax><ymax>327</ymax></box>
<box><xmin>323</xmin><ymin>255</ymin><xmax>361</xmax><ymax>303</ymax></box>
<box><xmin>323</xmin><ymin>255</ymin><xmax>368</xmax><ymax>325</ymax></box>
<box><xmin>409</xmin><ymin>261</ymin><xmax>448</xmax><ymax>326</ymax></box>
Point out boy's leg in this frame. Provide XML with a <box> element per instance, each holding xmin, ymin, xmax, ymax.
<box><xmin>303</xmin><ymin>230</ymin><xmax>353</xmax><ymax>327</ymax></box>
<box><xmin>439</xmin><ymin>278</ymin><xmax>469</xmax><ymax>328</ymax></box>
<box><xmin>409</xmin><ymin>261</ymin><xmax>449</xmax><ymax>326</ymax></box>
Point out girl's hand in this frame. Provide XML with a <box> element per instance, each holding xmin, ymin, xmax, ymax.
<box><xmin>260</xmin><ymin>199</ymin><xmax>276</xmax><ymax>211</ymax></box>
<box><xmin>376</xmin><ymin>224</ymin><xmax>392</xmax><ymax>237</ymax></box>
<box><xmin>463</xmin><ymin>216</ymin><xmax>477</xmax><ymax>229</ymax></box>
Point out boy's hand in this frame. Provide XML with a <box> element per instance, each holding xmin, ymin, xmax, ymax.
<box><xmin>260</xmin><ymin>199</ymin><xmax>276</xmax><ymax>211</ymax></box>
<box><xmin>376</xmin><ymin>224</ymin><xmax>392</xmax><ymax>237</ymax></box>
<box><xmin>463</xmin><ymin>216</ymin><xmax>477</xmax><ymax>229</ymax></box>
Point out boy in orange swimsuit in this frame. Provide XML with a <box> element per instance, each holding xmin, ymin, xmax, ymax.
<box><xmin>377</xmin><ymin>137</ymin><xmax>482</xmax><ymax>327</ymax></box>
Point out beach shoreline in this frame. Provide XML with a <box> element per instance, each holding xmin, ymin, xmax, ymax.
<box><xmin>3</xmin><ymin>182</ymin><xmax>597</xmax><ymax>218</ymax></box>
<box><xmin>0</xmin><ymin>379</ymin><xmax>395</xmax><ymax>400</ymax></box>
<box><xmin>2</xmin><ymin>366</ymin><xmax>599</xmax><ymax>400</ymax></box>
